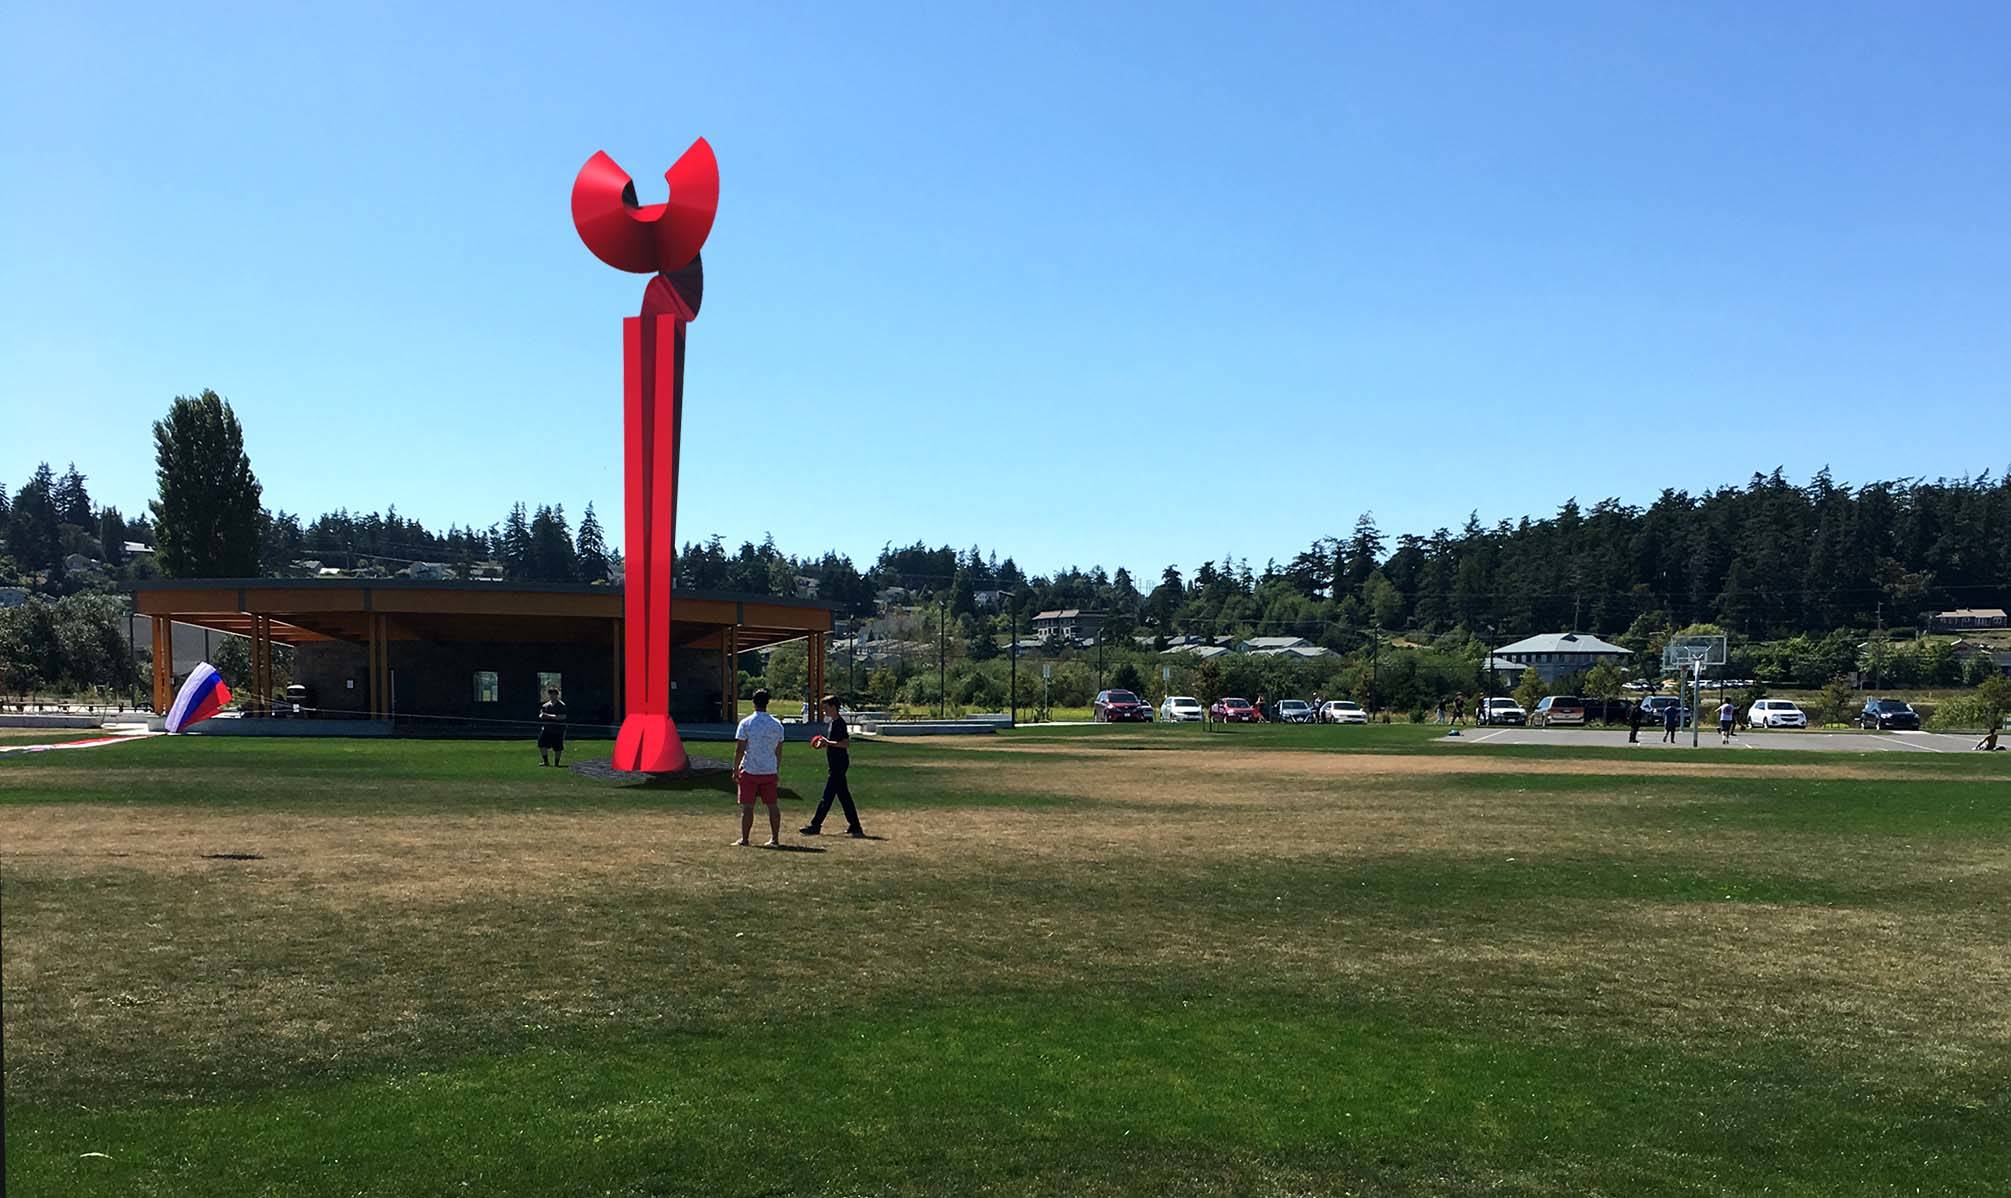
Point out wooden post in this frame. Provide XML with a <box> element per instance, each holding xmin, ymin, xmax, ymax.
<box><xmin>254</xmin><ymin>615</ymin><xmax>271</xmax><ymax>712</ymax></box>
<box><xmin>151</xmin><ymin>616</ymin><xmax>171</xmax><ymax>713</ymax></box>
<box><xmin>366</xmin><ymin>613</ymin><xmax>381</xmax><ymax>719</ymax></box>
<box><xmin>808</xmin><ymin>631</ymin><xmax>825</xmax><ymax>712</ymax></box>
<box><xmin>722</xmin><ymin>624</ymin><xmax>739</xmax><ymax>724</ymax></box>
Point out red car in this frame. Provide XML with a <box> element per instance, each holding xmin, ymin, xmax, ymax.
<box><xmin>1092</xmin><ymin>689</ymin><xmax>1152</xmax><ymax>722</ymax></box>
<box><xmin>1210</xmin><ymin>697</ymin><xmax>1259</xmax><ymax>722</ymax></box>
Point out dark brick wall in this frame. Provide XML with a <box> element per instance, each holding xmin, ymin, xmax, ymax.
<box><xmin>294</xmin><ymin>638</ymin><xmax>728</xmax><ymax>727</ymax></box>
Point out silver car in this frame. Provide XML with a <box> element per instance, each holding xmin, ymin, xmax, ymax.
<box><xmin>1159</xmin><ymin>695</ymin><xmax>1206</xmax><ymax>722</ymax></box>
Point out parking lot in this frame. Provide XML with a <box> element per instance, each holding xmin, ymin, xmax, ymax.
<box><xmin>1449</xmin><ymin>726</ymin><xmax>1983</xmax><ymax>753</ymax></box>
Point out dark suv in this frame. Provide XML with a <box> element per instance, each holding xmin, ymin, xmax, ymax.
<box><xmin>1859</xmin><ymin>698</ymin><xmax>1921</xmax><ymax>731</ymax></box>
<box><xmin>1093</xmin><ymin>689</ymin><xmax>1151</xmax><ymax>722</ymax></box>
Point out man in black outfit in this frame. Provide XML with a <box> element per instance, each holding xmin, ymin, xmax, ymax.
<box><xmin>537</xmin><ymin>686</ymin><xmax>567</xmax><ymax>766</ymax></box>
<box><xmin>800</xmin><ymin>694</ymin><xmax>865</xmax><ymax>837</ymax></box>
<box><xmin>1627</xmin><ymin>700</ymin><xmax>1644</xmax><ymax>743</ymax></box>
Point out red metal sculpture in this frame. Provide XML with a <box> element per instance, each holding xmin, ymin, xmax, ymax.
<box><xmin>571</xmin><ymin>139</ymin><xmax>719</xmax><ymax>773</ymax></box>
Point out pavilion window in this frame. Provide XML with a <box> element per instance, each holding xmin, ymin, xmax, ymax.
<box><xmin>473</xmin><ymin>671</ymin><xmax>500</xmax><ymax>704</ymax></box>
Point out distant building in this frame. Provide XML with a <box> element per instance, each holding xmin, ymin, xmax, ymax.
<box><xmin>1929</xmin><ymin>608</ymin><xmax>2008</xmax><ymax>632</ymax></box>
<box><xmin>1491</xmin><ymin>632</ymin><xmax>1632</xmax><ymax>683</ymax></box>
<box><xmin>793</xmin><ymin>575</ymin><xmax>821</xmax><ymax>599</ymax></box>
<box><xmin>0</xmin><ymin>586</ymin><xmax>29</xmax><ymax>609</ymax></box>
<box><xmin>1239</xmin><ymin>635</ymin><xmax>1312</xmax><ymax>654</ymax></box>
<box><xmin>973</xmin><ymin>589</ymin><xmax>1006</xmax><ymax>611</ymax></box>
<box><xmin>1032</xmin><ymin>609</ymin><xmax>1104</xmax><ymax>643</ymax></box>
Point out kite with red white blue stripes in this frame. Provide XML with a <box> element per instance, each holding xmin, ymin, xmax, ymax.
<box><xmin>165</xmin><ymin>662</ymin><xmax>232</xmax><ymax>732</ymax></box>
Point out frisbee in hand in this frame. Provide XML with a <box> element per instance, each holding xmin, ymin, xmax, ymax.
<box><xmin>811</xmin><ymin>735</ymin><xmax>827</xmax><ymax>748</ymax></box>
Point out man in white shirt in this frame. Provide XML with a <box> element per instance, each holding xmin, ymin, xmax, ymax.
<box><xmin>733</xmin><ymin>687</ymin><xmax>787</xmax><ymax>847</ymax></box>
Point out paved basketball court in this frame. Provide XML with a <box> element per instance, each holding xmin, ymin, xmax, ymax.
<box><xmin>1446</xmin><ymin>727</ymin><xmax>1983</xmax><ymax>753</ymax></box>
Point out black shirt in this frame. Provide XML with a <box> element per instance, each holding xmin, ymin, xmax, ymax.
<box><xmin>541</xmin><ymin>700</ymin><xmax>567</xmax><ymax>724</ymax></box>
<box><xmin>825</xmin><ymin>714</ymin><xmax>849</xmax><ymax>765</ymax></box>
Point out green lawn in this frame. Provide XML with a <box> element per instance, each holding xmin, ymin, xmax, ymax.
<box><xmin>5</xmin><ymin>727</ymin><xmax>2009</xmax><ymax>1195</ymax></box>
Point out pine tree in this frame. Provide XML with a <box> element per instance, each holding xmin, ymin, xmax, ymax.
<box><xmin>150</xmin><ymin>391</ymin><xmax>264</xmax><ymax>577</ymax></box>
<box><xmin>54</xmin><ymin>463</ymin><xmax>93</xmax><ymax>527</ymax></box>
<box><xmin>501</xmin><ymin>503</ymin><xmax>532</xmax><ymax>580</ymax></box>
<box><xmin>7</xmin><ymin>463</ymin><xmax>62</xmax><ymax>572</ymax></box>
<box><xmin>99</xmin><ymin>506</ymin><xmax>126</xmax><ymax>567</ymax></box>
<box><xmin>574</xmin><ymin>502</ymin><xmax>611</xmax><ymax>583</ymax></box>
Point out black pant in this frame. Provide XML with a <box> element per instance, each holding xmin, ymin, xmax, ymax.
<box><xmin>810</xmin><ymin>758</ymin><xmax>860</xmax><ymax>832</ymax></box>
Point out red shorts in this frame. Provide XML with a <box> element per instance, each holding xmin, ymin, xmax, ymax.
<box><xmin>736</xmin><ymin>773</ymin><xmax>779</xmax><ymax>806</ymax></box>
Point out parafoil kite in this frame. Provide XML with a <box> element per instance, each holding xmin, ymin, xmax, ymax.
<box><xmin>165</xmin><ymin>662</ymin><xmax>232</xmax><ymax>732</ymax></box>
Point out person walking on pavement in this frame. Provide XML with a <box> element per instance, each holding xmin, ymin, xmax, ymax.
<box><xmin>801</xmin><ymin>695</ymin><xmax>866</xmax><ymax>838</ymax></box>
<box><xmin>1662</xmin><ymin>702</ymin><xmax>1680</xmax><ymax>744</ymax></box>
<box><xmin>1628</xmin><ymin>700</ymin><xmax>1644</xmax><ymax>744</ymax></box>
<box><xmin>1718</xmin><ymin>699</ymin><xmax>1737</xmax><ymax>744</ymax></box>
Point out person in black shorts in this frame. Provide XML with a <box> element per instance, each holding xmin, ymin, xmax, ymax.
<box><xmin>801</xmin><ymin>694</ymin><xmax>864</xmax><ymax>837</ymax></box>
<box><xmin>537</xmin><ymin>686</ymin><xmax>567</xmax><ymax>766</ymax></box>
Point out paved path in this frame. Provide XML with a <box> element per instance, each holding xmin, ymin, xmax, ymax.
<box><xmin>1444</xmin><ymin>727</ymin><xmax>1983</xmax><ymax>753</ymax></box>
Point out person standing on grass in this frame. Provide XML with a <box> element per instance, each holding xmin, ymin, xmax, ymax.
<box><xmin>1717</xmin><ymin>698</ymin><xmax>1736</xmax><ymax>744</ymax></box>
<box><xmin>1662</xmin><ymin>702</ymin><xmax>1680</xmax><ymax>743</ymax></box>
<box><xmin>801</xmin><ymin>694</ymin><xmax>865</xmax><ymax>838</ymax></box>
<box><xmin>537</xmin><ymin>686</ymin><xmax>567</xmax><ymax>767</ymax></box>
<box><xmin>733</xmin><ymin>688</ymin><xmax>786</xmax><ymax>847</ymax></box>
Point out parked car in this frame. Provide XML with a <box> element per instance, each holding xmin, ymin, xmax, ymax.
<box><xmin>1092</xmin><ymin>689</ymin><xmax>1151</xmax><ymax>722</ymax></box>
<box><xmin>1319</xmin><ymin>699</ymin><xmax>1368</xmax><ymax>724</ymax></box>
<box><xmin>1478</xmin><ymin>697</ymin><xmax>1525</xmax><ymax>726</ymax></box>
<box><xmin>1859</xmin><ymin>698</ymin><xmax>1921</xmax><ymax>731</ymax></box>
<box><xmin>1747</xmin><ymin>699</ymin><xmax>1808</xmax><ymax>729</ymax></box>
<box><xmin>1276</xmin><ymin>699</ymin><xmax>1315</xmax><ymax>724</ymax></box>
<box><xmin>1159</xmin><ymin>695</ymin><xmax>1206</xmax><ymax>722</ymax></box>
<box><xmin>1530</xmin><ymin>695</ymin><xmax>1587</xmax><ymax>727</ymax></box>
<box><xmin>1578</xmin><ymin>698</ymin><xmax>1636</xmax><ymax>725</ymax></box>
<box><xmin>1210</xmin><ymin>697</ymin><xmax>1259</xmax><ymax>723</ymax></box>
<box><xmin>1637</xmin><ymin>695</ymin><xmax>1692</xmax><ymax>727</ymax></box>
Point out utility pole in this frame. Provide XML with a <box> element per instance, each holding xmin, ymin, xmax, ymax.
<box><xmin>1369</xmin><ymin>626</ymin><xmax>1380</xmax><ymax>714</ymax></box>
<box><xmin>1009</xmin><ymin>597</ymin><xmax>1019</xmax><ymax>728</ymax></box>
<box><xmin>938</xmin><ymin>598</ymin><xmax>947</xmax><ymax>718</ymax></box>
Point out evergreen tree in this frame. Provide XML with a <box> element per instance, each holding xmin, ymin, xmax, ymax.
<box><xmin>99</xmin><ymin>506</ymin><xmax>126</xmax><ymax>567</ymax></box>
<box><xmin>527</xmin><ymin>505</ymin><xmax>575</xmax><ymax>582</ymax></box>
<box><xmin>7</xmin><ymin>463</ymin><xmax>62</xmax><ymax>572</ymax></box>
<box><xmin>501</xmin><ymin>503</ymin><xmax>532</xmax><ymax>580</ymax></box>
<box><xmin>54</xmin><ymin>463</ymin><xmax>93</xmax><ymax>527</ymax></box>
<box><xmin>574</xmin><ymin>502</ymin><xmax>611</xmax><ymax>583</ymax></box>
<box><xmin>150</xmin><ymin>392</ymin><xmax>263</xmax><ymax>577</ymax></box>
<box><xmin>1343</xmin><ymin>513</ymin><xmax>1384</xmax><ymax>594</ymax></box>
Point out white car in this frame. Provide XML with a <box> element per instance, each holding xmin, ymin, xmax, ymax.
<box><xmin>1319</xmin><ymin>700</ymin><xmax>1368</xmax><ymax>725</ymax></box>
<box><xmin>1159</xmin><ymin>695</ymin><xmax>1206</xmax><ymax>722</ymax></box>
<box><xmin>1479</xmin><ymin>698</ymin><xmax>1526</xmax><ymax>726</ymax></box>
<box><xmin>1747</xmin><ymin>699</ymin><xmax>1808</xmax><ymax>729</ymax></box>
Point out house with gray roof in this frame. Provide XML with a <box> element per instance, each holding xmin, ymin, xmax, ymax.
<box><xmin>1491</xmin><ymin>632</ymin><xmax>1633</xmax><ymax>683</ymax></box>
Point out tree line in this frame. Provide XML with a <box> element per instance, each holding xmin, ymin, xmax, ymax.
<box><xmin>7</xmin><ymin>390</ymin><xmax>2009</xmax><ymax>660</ymax></box>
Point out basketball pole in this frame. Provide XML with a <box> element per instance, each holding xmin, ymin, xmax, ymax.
<box><xmin>1691</xmin><ymin>658</ymin><xmax>1702</xmax><ymax>749</ymax></box>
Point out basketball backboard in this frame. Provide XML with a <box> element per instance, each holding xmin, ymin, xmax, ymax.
<box><xmin>1662</xmin><ymin>634</ymin><xmax>1728</xmax><ymax>670</ymax></box>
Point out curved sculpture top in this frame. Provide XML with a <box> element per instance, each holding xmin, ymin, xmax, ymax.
<box><xmin>571</xmin><ymin>138</ymin><xmax>718</xmax><ymax>276</ymax></box>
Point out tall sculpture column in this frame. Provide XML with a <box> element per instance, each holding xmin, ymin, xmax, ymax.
<box><xmin>571</xmin><ymin>139</ymin><xmax>719</xmax><ymax>773</ymax></box>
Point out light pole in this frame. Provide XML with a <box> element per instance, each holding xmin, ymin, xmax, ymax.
<box><xmin>938</xmin><ymin>598</ymin><xmax>947</xmax><ymax>718</ymax></box>
<box><xmin>1009</xmin><ymin>596</ymin><xmax>1019</xmax><ymax>727</ymax></box>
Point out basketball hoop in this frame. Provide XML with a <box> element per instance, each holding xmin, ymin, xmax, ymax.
<box><xmin>1660</xmin><ymin>635</ymin><xmax>1726</xmax><ymax>748</ymax></box>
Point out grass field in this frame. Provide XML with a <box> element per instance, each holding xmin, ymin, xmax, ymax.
<box><xmin>5</xmin><ymin>726</ymin><xmax>2010</xmax><ymax>1196</ymax></box>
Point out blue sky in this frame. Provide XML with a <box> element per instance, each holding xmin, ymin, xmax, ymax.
<box><xmin>5</xmin><ymin>1</ymin><xmax>2009</xmax><ymax>576</ymax></box>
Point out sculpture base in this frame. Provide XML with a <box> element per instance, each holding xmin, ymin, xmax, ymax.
<box><xmin>613</xmin><ymin>713</ymin><xmax>689</xmax><ymax>774</ymax></box>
